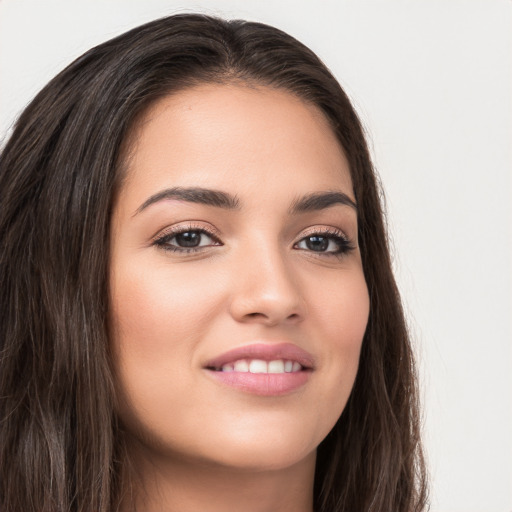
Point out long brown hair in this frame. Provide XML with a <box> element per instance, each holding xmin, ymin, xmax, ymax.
<box><xmin>0</xmin><ymin>13</ymin><xmax>427</xmax><ymax>512</ymax></box>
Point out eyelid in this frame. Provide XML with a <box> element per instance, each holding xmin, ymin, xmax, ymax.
<box><xmin>297</xmin><ymin>225</ymin><xmax>351</xmax><ymax>241</ymax></box>
<box><xmin>150</xmin><ymin>222</ymin><xmax>355</xmax><ymax>256</ymax></box>
<box><xmin>293</xmin><ymin>225</ymin><xmax>356</xmax><ymax>256</ymax></box>
<box><xmin>150</xmin><ymin>221</ymin><xmax>222</xmax><ymax>244</ymax></box>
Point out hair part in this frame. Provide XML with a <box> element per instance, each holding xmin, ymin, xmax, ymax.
<box><xmin>0</xmin><ymin>13</ymin><xmax>427</xmax><ymax>512</ymax></box>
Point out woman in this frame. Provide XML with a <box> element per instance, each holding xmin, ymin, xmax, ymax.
<box><xmin>0</xmin><ymin>13</ymin><xmax>427</xmax><ymax>512</ymax></box>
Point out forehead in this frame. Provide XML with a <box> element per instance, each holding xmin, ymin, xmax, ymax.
<box><xmin>120</xmin><ymin>83</ymin><xmax>353</xmax><ymax>209</ymax></box>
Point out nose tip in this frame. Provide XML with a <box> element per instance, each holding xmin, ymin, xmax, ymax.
<box><xmin>228</xmin><ymin>253</ymin><xmax>304</xmax><ymax>326</ymax></box>
<box><xmin>233</xmin><ymin>303</ymin><xmax>302</xmax><ymax>327</ymax></box>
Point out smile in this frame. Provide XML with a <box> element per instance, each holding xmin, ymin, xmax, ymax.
<box><xmin>204</xmin><ymin>343</ymin><xmax>313</xmax><ymax>396</ymax></box>
<box><xmin>214</xmin><ymin>359</ymin><xmax>304</xmax><ymax>373</ymax></box>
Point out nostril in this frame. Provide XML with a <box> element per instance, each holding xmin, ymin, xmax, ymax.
<box><xmin>246</xmin><ymin>312</ymin><xmax>265</xmax><ymax>319</ymax></box>
<box><xmin>229</xmin><ymin>282</ymin><xmax>304</xmax><ymax>325</ymax></box>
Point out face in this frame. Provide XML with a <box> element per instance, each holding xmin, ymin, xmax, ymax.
<box><xmin>109</xmin><ymin>83</ymin><xmax>369</xmax><ymax>472</ymax></box>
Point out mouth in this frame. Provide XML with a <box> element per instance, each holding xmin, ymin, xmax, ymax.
<box><xmin>208</xmin><ymin>358</ymin><xmax>305</xmax><ymax>374</ymax></box>
<box><xmin>204</xmin><ymin>343</ymin><xmax>314</xmax><ymax>396</ymax></box>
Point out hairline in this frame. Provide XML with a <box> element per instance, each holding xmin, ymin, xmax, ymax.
<box><xmin>114</xmin><ymin>76</ymin><xmax>352</xmax><ymax>210</ymax></box>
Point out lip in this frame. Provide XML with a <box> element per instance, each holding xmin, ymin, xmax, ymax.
<box><xmin>204</xmin><ymin>342</ymin><xmax>314</xmax><ymax>396</ymax></box>
<box><xmin>204</xmin><ymin>342</ymin><xmax>315</xmax><ymax>370</ymax></box>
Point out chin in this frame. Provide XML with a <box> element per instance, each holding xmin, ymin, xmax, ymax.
<box><xmin>188</xmin><ymin>419</ymin><xmax>323</xmax><ymax>472</ymax></box>
<box><xmin>199</xmin><ymin>439</ymin><xmax>317</xmax><ymax>473</ymax></box>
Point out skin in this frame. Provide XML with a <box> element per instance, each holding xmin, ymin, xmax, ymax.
<box><xmin>109</xmin><ymin>83</ymin><xmax>370</xmax><ymax>512</ymax></box>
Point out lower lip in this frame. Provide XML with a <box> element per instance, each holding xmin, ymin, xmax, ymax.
<box><xmin>206</xmin><ymin>370</ymin><xmax>311</xmax><ymax>396</ymax></box>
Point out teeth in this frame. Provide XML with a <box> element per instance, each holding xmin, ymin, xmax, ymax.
<box><xmin>268</xmin><ymin>360</ymin><xmax>285</xmax><ymax>373</ymax></box>
<box><xmin>233</xmin><ymin>360</ymin><xmax>249</xmax><ymax>372</ymax></box>
<box><xmin>220</xmin><ymin>359</ymin><xmax>303</xmax><ymax>373</ymax></box>
<box><xmin>249</xmin><ymin>359</ymin><xmax>267</xmax><ymax>373</ymax></box>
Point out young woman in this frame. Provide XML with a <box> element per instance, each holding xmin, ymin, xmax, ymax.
<box><xmin>0</xmin><ymin>14</ymin><xmax>427</xmax><ymax>512</ymax></box>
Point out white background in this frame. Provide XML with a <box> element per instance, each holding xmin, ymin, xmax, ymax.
<box><xmin>1</xmin><ymin>1</ymin><xmax>510</xmax><ymax>511</ymax></box>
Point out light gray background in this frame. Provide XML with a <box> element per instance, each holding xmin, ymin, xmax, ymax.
<box><xmin>1</xmin><ymin>1</ymin><xmax>510</xmax><ymax>511</ymax></box>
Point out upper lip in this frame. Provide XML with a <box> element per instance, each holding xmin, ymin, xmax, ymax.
<box><xmin>204</xmin><ymin>342</ymin><xmax>315</xmax><ymax>370</ymax></box>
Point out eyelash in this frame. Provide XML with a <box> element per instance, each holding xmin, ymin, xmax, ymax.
<box><xmin>295</xmin><ymin>228</ymin><xmax>355</xmax><ymax>257</ymax></box>
<box><xmin>153</xmin><ymin>225</ymin><xmax>355</xmax><ymax>257</ymax></box>
<box><xmin>153</xmin><ymin>224</ymin><xmax>222</xmax><ymax>254</ymax></box>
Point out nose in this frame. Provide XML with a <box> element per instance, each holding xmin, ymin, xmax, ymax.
<box><xmin>228</xmin><ymin>244</ymin><xmax>305</xmax><ymax>327</ymax></box>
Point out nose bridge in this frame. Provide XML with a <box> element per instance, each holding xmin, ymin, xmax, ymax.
<box><xmin>229</xmin><ymin>233</ymin><xmax>303</xmax><ymax>325</ymax></box>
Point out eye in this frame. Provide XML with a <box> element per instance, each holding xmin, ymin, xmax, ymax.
<box><xmin>154</xmin><ymin>227</ymin><xmax>221</xmax><ymax>253</ymax></box>
<box><xmin>294</xmin><ymin>230</ymin><xmax>354</xmax><ymax>256</ymax></box>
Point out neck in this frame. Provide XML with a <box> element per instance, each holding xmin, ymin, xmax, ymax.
<box><xmin>118</xmin><ymin>439</ymin><xmax>316</xmax><ymax>512</ymax></box>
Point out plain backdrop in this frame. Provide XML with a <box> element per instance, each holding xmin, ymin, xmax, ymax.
<box><xmin>1</xmin><ymin>1</ymin><xmax>511</xmax><ymax>511</ymax></box>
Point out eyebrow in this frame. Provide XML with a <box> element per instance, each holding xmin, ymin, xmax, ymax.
<box><xmin>134</xmin><ymin>187</ymin><xmax>241</xmax><ymax>215</ymax></box>
<box><xmin>134</xmin><ymin>187</ymin><xmax>357</xmax><ymax>216</ymax></box>
<box><xmin>289</xmin><ymin>191</ymin><xmax>357</xmax><ymax>214</ymax></box>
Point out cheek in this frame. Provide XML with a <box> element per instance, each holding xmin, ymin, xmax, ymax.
<box><xmin>311</xmin><ymin>267</ymin><xmax>369</xmax><ymax>349</ymax></box>
<box><xmin>109</xmin><ymin>266</ymin><xmax>224</xmax><ymax>450</ymax></box>
<box><xmin>110</xmin><ymin>262</ymin><xmax>221</xmax><ymax>360</ymax></box>
<box><xmin>108</xmin><ymin>250</ymin><xmax>370</xmax><ymax>461</ymax></box>
<box><xmin>308</xmin><ymin>269</ymin><xmax>369</xmax><ymax>416</ymax></box>
<box><xmin>109</xmin><ymin>263</ymin><xmax>223</xmax><ymax>423</ymax></box>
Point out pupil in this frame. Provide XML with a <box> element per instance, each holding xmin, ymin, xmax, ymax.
<box><xmin>176</xmin><ymin>232</ymin><xmax>200</xmax><ymax>247</ymax></box>
<box><xmin>306</xmin><ymin>236</ymin><xmax>328</xmax><ymax>251</ymax></box>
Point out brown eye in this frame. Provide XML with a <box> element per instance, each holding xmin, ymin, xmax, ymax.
<box><xmin>154</xmin><ymin>229</ymin><xmax>221</xmax><ymax>252</ymax></box>
<box><xmin>295</xmin><ymin>231</ymin><xmax>354</xmax><ymax>256</ymax></box>
<box><xmin>174</xmin><ymin>231</ymin><xmax>202</xmax><ymax>247</ymax></box>
<box><xmin>303</xmin><ymin>236</ymin><xmax>329</xmax><ymax>252</ymax></box>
